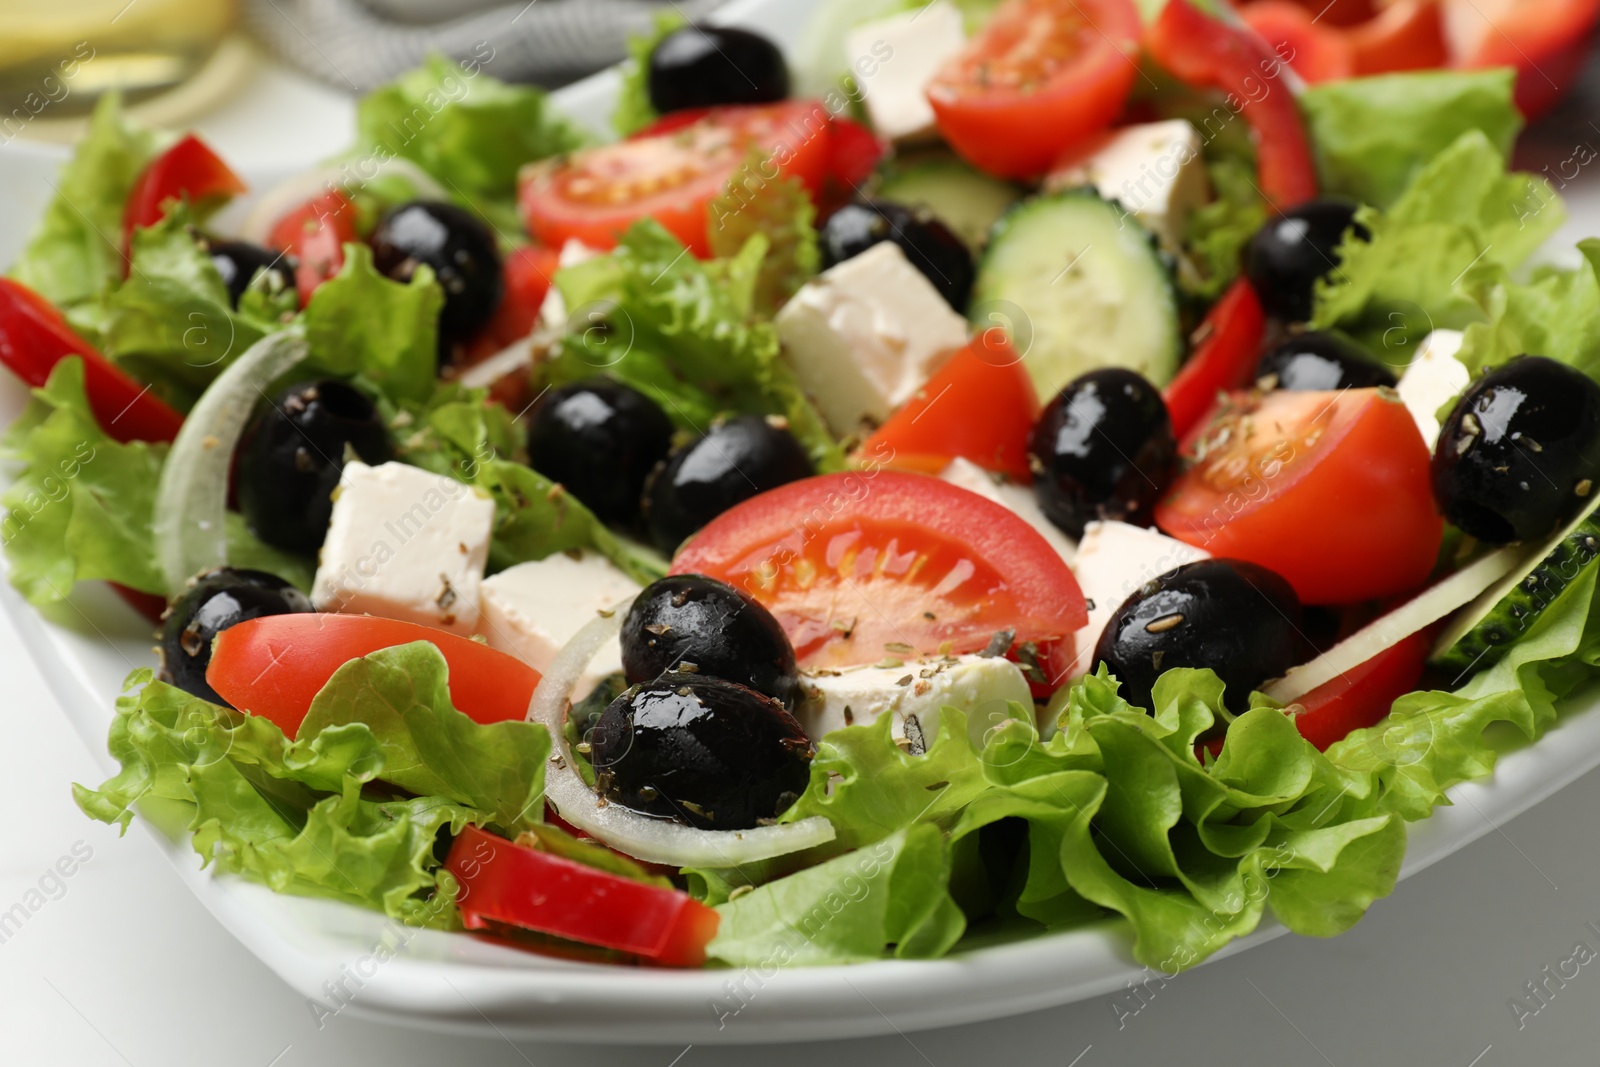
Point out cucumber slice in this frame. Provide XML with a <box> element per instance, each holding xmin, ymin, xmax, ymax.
<box><xmin>1430</xmin><ymin>496</ymin><xmax>1600</xmax><ymax>681</ymax></box>
<box><xmin>971</xmin><ymin>190</ymin><xmax>1183</xmax><ymax>399</ymax></box>
<box><xmin>876</xmin><ymin>159</ymin><xmax>1020</xmax><ymax>251</ymax></box>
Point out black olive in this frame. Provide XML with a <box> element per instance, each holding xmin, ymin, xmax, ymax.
<box><xmin>159</xmin><ymin>567</ymin><xmax>313</xmax><ymax>704</ymax></box>
<box><xmin>620</xmin><ymin>574</ymin><xmax>800</xmax><ymax>709</ymax></box>
<box><xmin>1243</xmin><ymin>199</ymin><xmax>1369</xmax><ymax>323</ymax></box>
<box><xmin>590</xmin><ymin>672</ymin><xmax>812</xmax><ymax>830</ymax></box>
<box><xmin>1029</xmin><ymin>368</ymin><xmax>1176</xmax><ymax>539</ymax></box>
<box><xmin>526</xmin><ymin>379</ymin><xmax>673</xmax><ymax>527</ymax></box>
<box><xmin>1256</xmin><ymin>332</ymin><xmax>1397</xmax><ymax>392</ymax></box>
<box><xmin>647</xmin><ymin>24</ymin><xmax>789</xmax><ymax>115</ymax></box>
<box><xmin>818</xmin><ymin>201</ymin><xmax>975</xmax><ymax>312</ymax></box>
<box><xmin>1433</xmin><ymin>355</ymin><xmax>1600</xmax><ymax>544</ymax></box>
<box><xmin>369</xmin><ymin>201</ymin><xmax>503</xmax><ymax>352</ymax></box>
<box><xmin>204</xmin><ymin>238</ymin><xmax>294</xmax><ymax>309</ymax></box>
<box><xmin>236</xmin><ymin>380</ymin><xmax>393</xmax><ymax>553</ymax></box>
<box><xmin>644</xmin><ymin>414</ymin><xmax>812</xmax><ymax>555</ymax></box>
<box><xmin>1094</xmin><ymin>558</ymin><xmax>1303</xmax><ymax>713</ymax></box>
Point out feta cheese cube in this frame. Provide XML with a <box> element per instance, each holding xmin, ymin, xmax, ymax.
<box><xmin>844</xmin><ymin>3</ymin><xmax>967</xmax><ymax>143</ymax></box>
<box><xmin>1047</xmin><ymin>120</ymin><xmax>1210</xmax><ymax>252</ymax></box>
<box><xmin>1069</xmin><ymin>520</ymin><xmax>1209</xmax><ymax>678</ymax></box>
<box><xmin>311</xmin><ymin>461</ymin><xmax>495</xmax><ymax>635</ymax></box>
<box><xmin>776</xmin><ymin>242</ymin><xmax>968</xmax><ymax>435</ymax></box>
<box><xmin>796</xmin><ymin>654</ymin><xmax>1032</xmax><ymax>745</ymax></box>
<box><xmin>1397</xmin><ymin>329</ymin><xmax>1469</xmax><ymax>450</ymax></box>
<box><xmin>938</xmin><ymin>458</ymin><xmax>1076</xmax><ymax>564</ymax></box>
<box><xmin>477</xmin><ymin>550</ymin><xmax>641</xmax><ymax>696</ymax></box>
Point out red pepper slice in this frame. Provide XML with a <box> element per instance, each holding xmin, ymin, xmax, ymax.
<box><xmin>1146</xmin><ymin>0</ymin><xmax>1318</xmax><ymax>207</ymax></box>
<box><xmin>446</xmin><ymin>825</ymin><xmax>720</xmax><ymax>967</ymax></box>
<box><xmin>0</xmin><ymin>278</ymin><xmax>184</xmax><ymax>444</ymax></box>
<box><xmin>1161</xmin><ymin>279</ymin><xmax>1267</xmax><ymax>440</ymax></box>
<box><xmin>267</xmin><ymin>190</ymin><xmax>361</xmax><ymax>305</ymax></box>
<box><xmin>123</xmin><ymin>134</ymin><xmax>246</xmax><ymax>251</ymax></box>
<box><xmin>1290</xmin><ymin>627</ymin><xmax>1432</xmax><ymax>750</ymax></box>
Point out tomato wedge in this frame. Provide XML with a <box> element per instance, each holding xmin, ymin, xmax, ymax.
<box><xmin>122</xmin><ymin>134</ymin><xmax>246</xmax><ymax>251</ymax></box>
<box><xmin>1289</xmin><ymin>627</ymin><xmax>1431</xmax><ymax>750</ymax></box>
<box><xmin>519</xmin><ymin>101</ymin><xmax>833</xmax><ymax>256</ymax></box>
<box><xmin>267</xmin><ymin>190</ymin><xmax>360</xmax><ymax>305</ymax></box>
<box><xmin>1239</xmin><ymin>2</ymin><xmax>1356</xmax><ymax>83</ymax></box>
<box><xmin>670</xmin><ymin>471</ymin><xmax>1086</xmax><ymax>675</ymax></box>
<box><xmin>1147</xmin><ymin>0</ymin><xmax>1318</xmax><ymax>207</ymax></box>
<box><xmin>857</xmin><ymin>334</ymin><xmax>1039</xmax><ymax>482</ymax></box>
<box><xmin>0</xmin><ymin>278</ymin><xmax>184</xmax><ymax>443</ymax></box>
<box><xmin>207</xmin><ymin>614</ymin><xmax>541</xmax><ymax>739</ymax></box>
<box><xmin>446</xmin><ymin>826</ymin><xmax>719</xmax><ymax>967</ymax></box>
<box><xmin>1161</xmin><ymin>279</ymin><xmax>1267</xmax><ymax>441</ymax></box>
<box><xmin>1155</xmin><ymin>388</ymin><xmax>1442</xmax><ymax>605</ymax></box>
<box><xmin>926</xmin><ymin>0</ymin><xmax>1141</xmax><ymax>179</ymax></box>
<box><xmin>464</xmin><ymin>244</ymin><xmax>558</xmax><ymax>358</ymax></box>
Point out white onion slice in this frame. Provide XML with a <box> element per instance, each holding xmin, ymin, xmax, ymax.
<box><xmin>237</xmin><ymin>158</ymin><xmax>450</xmax><ymax>244</ymax></box>
<box><xmin>529</xmin><ymin>603</ymin><xmax>838</xmax><ymax>867</ymax></box>
<box><xmin>153</xmin><ymin>331</ymin><xmax>310</xmax><ymax>593</ymax></box>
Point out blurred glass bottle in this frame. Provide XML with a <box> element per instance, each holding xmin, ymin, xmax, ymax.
<box><xmin>0</xmin><ymin>0</ymin><xmax>236</xmax><ymax>127</ymax></box>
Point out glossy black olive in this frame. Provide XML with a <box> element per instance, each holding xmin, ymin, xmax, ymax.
<box><xmin>1256</xmin><ymin>332</ymin><xmax>1397</xmax><ymax>392</ymax></box>
<box><xmin>591</xmin><ymin>672</ymin><xmax>812</xmax><ymax>830</ymax></box>
<box><xmin>647</xmin><ymin>24</ymin><xmax>789</xmax><ymax>114</ymax></box>
<box><xmin>159</xmin><ymin>567</ymin><xmax>312</xmax><ymax>704</ymax></box>
<box><xmin>644</xmin><ymin>414</ymin><xmax>812</xmax><ymax>554</ymax></box>
<box><xmin>526</xmin><ymin>379</ymin><xmax>674</xmax><ymax>526</ymax></box>
<box><xmin>204</xmin><ymin>238</ymin><xmax>294</xmax><ymax>308</ymax></box>
<box><xmin>1243</xmin><ymin>199</ymin><xmax>1369</xmax><ymax>323</ymax></box>
<box><xmin>369</xmin><ymin>200</ymin><xmax>503</xmax><ymax>351</ymax></box>
<box><xmin>1093</xmin><ymin>558</ymin><xmax>1303</xmax><ymax>713</ymax></box>
<box><xmin>236</xmin><ymin>380</ymin><xmax>393</xmax><ymax>553</ymax></box>
<box><xmin>1433</xmin><ymin>355</ymin><xmax>1600</xmax><ymax>544</ymax></box>
<box><xmin>1029</xmin><ymin>368</ymin><xmax>1176</xmax><ymax>539</ymax></box>
<box><xmin>620</xmin><ymin>574</ymin><xmax>800</xmax><ymax>709</ymax></box>
<box><xmin>819</xmin><ymin>200</ymin><xmax>975</xmax><ymax>312</ymax></box>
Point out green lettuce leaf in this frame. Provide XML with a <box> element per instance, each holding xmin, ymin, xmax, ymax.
<box><xmin>76</xmin><ymin>643</ymin><xmax>554</xmax><ymax>926</ymax></box>
<box><xmin>610</xmin><ymin>12</ymin><xmax>685</xmax><ymax>137</ymax></box>
<box><xmin>356</xmin><ymin>54</ymin><xmax>585</xmax><ymax>235</ymax></box>
<box><xmin>8</xmin><ymin>93</ymin><xmax>155</xmax><ymax>309</ymax></box>
<box><xmin>1299</xmin><ymin>69</ymin><xmax>1522</xmax><ymax>210</ymax></box>
<box><xmin>707</xmin><ymin>152</ymin><xmax>822</xmax><ymax>315</ymax></box>
<box><xmin>1180</xmin><ymin>155</ymin><xmax>1266</xmax><ymax>302</ymax></box>
<box><xmin>1456</xmin><ymin>239</ymin><xmax>1600</xmax><ymax>378</ymax></box>
<box><xmin>1310</xmin><ymin>130</ymin><xmax>1562</xmax><ymax>359</ymax></box>
<box><xmin>303</xmin><ymin>244</ymin><xmax>443</xmax><ymax>404</ymax></box>
<box><xmin>544</xmin><ymin>221</ymin><xmax>844</xmax><ymax>471</ymax></box>
<box><xmin>1</xmin><ymin>359</ymin><xmax>312</xmax><ymax>604</ymax></box>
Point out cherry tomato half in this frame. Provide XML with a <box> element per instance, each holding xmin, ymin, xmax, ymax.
<box><xmin>267</xmin><ymin>190</ymin><xmax>361</xmax><ymax>305</ymax></box>
<box><xmin>1290</xmin><ymin>626</ymin><xmax>1432</xmax><ymax>750</ymax></box>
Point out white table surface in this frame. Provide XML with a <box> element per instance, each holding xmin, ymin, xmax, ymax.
<box><xmin>7</xmin><ymin>30</ymin><xmax>1600</xmax><ymax>1067</ymax></box>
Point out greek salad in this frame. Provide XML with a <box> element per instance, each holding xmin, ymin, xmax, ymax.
<box><xmin>6</xmin><ymin>0</ymin><xmax>1600</xmax><ymax>973</ymax></box>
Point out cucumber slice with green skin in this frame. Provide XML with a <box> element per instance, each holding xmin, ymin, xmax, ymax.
<box><xmin>970</xmin><ymin>190</ymin><xmax>1183</xmax><ymax>400</ymax></box>
<box><xmin>875</xmin><ymin>161</ymin><xmax>1020</xmax><ymax>251</ymax></box>
<box><xmin>1430</xmin><ymin>495</ymin><xmax>1600</xmax><ymax>682</ymax></box>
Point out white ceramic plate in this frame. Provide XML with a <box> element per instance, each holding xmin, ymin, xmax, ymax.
<box><xmin>7</xmin><ymin>0</ymin><xmax>1600</xmax><ymax>1044</ymax></box>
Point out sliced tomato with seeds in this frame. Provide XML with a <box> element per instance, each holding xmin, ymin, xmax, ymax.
<box><xmin>926</xmin><ymin>0</ymin><xmax>1142</xmax><ymax>179</ymax></box>
<box><xmin>670</xmin><ymin>471</ymin><xmax>1086</xmax><ymax>674</ymax></box>
<box><xmin>519</xmin><ymin>101</ymin><xmax>834</xmax><ymax>256</ymax></box>
<box><xmin>1155</xmin><ymin>388</ymin><xmax>1441</xmax><ymax>605</ymax></box>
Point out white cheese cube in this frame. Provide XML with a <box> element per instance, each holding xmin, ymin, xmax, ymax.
<box><xmin>938</xmin><ymin>458</ymin><xmax>1076</xmax><ymax>564</ymax></box>
<box><xmin>477</xmin><ymin>550</ymin><xmax>641</xmax><ymax>696</ymax></box>
<box><xmin>1047</xmin><ymin>120</ymin><xmax>1210</xmax><ymax>252</ymax></box>
<box><xmin>1397</xmin><ymin>329</ymin><xmax>1469</xmax><ymax>450</ymax></box>
<box><xmin>538</xmin><ymin>239</ymin><xmax>602</xmax><ymax>334</ymax></box>
<box><xmin>844</xmin><ymin>3</ymin><xmax>967</xmax><ymax>143</ymax></box>
<box><xmin>1069</xmin><ymin>520</ymin><xmax>1209</xmax><ymax>679</ymax></box>
<box><xmin>796</xmin><ymin>654</ymin><xmax>1032</xmax><ymax>745</ymax></box>
<box><xmin>312</xmin><ymin>461</ymin><xmax>495</xmax><ymax>634</ymax></box>
<box><xmin>776</xmin><ymin>242</ymin><xmax>968</xmax><ymax>435</ymax></box>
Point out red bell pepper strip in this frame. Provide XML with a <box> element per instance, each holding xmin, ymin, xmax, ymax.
<box><xmin>0</xmin><ymin>278</ymin><xmax>184</xmax><ymax>444</ymax></box>
<box><xmin>1289</xmin><ymin>627</ymin><xmax>1432</xmax><ymax>751</ymax></box>
<box><xmin>123</xmin><ymin>134</ymin><xmax>246</xmax><ymax>252</ymax></box>
<box><xmin>1161</xmin><ymin>279</ymin><xmax>1267</xmax><ymax>440</ymax></box>
<box><xmin>267</xmin><ymin>190</ymin><xmax>361</xmax><ymax>305</ymax></box>
<box><xmin>446</xmin><ymin>825</ymin><xmax>721</xmax><ymax>967</ymax></box>
<box><xmin>1146</xmin><ymin>0</ymin><xmax>1319</xmax><ymax>208</ymax></box>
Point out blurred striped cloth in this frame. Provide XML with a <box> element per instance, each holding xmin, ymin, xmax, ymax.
<box><xmin>244</xmin><ymin>0</ymin><xmax>724</xmax><ymax>91</ymax></box>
